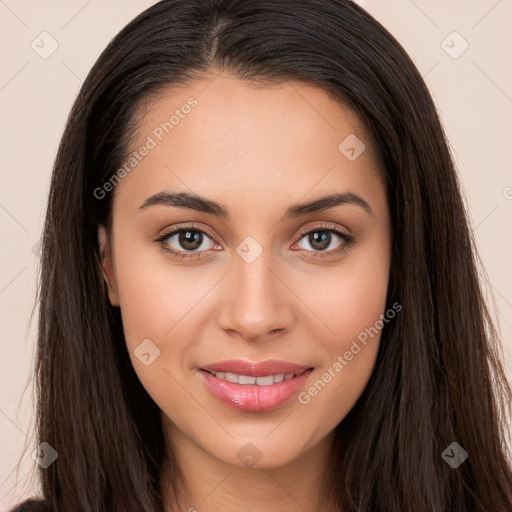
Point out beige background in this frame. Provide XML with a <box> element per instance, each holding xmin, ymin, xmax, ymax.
<box><xmin>1</xmin><ymin>0</ymin><xmax>511</xmax><ymax>508</ymax></box>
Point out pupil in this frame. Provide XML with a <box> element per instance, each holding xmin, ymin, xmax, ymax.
<box><xmin>310</xmin><ymin>231</ymin><xmax>330</xmax><ymax>251</ymax></box>
<box><xmin>180</xmin><ymin>230</ymin><xmax>201</xmax><ymax>250</ymax></box>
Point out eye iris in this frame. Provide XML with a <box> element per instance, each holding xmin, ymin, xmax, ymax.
<box><xmin>309</xmin><ymin>231</ymin><xmax>331</xmax><ymax>251</ymax></box>
<box><xmin>179</xmin><ymin>230</ymin><xmax>202</xmax><ymax>250</ymax></box>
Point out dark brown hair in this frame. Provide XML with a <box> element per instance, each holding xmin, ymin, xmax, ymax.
<box><xmin>12</xmin><ymin>0</ymin><xmax>512</xmax><ymax>511</ymax></box>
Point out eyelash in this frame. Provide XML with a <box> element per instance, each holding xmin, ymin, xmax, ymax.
<box><xmin>154</xmin><ymin>222</ymin><xmax>355</xmax><ymax>261</ymax></box>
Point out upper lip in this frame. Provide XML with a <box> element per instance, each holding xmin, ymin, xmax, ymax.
<box><xmin>200</xmin><ymin>359</ymin><xmax>312</xmax><ymax>377</ymax></box>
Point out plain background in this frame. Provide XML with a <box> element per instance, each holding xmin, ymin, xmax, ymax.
<box><xmin>1</xmin><ymin>0</ymin><xmax>511</xmax><ymax>508</ymax></box>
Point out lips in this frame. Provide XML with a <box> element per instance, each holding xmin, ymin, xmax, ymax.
<box><xmin>198</xmin><ymin>359</ymin><xmax>313</xmax><ymax>412</ymax></box>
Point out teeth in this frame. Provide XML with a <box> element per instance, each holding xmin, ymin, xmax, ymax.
<box><xmin>224</xmin><ymin>372</ymin><xmax>238</xmax><ymax>383</ymax></box>
<box><xmin>256</xmin><ymin>375</ymin><xmax>273</xmax><ymax>386</ymax></box>
<box><xmin>212</xmin><ymin>371</ymin><xmax>294</xmax><ymax>386</ymax></box>
<box><xmin>239</xmin><ymin>375</ymin><xmax>256</xmax><ymax>385</ymax></box>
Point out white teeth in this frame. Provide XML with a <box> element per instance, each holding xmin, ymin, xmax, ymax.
<box><xmin>224</xmin><ymin>372</ymin><xmax>238</xmax><ymax>383</ymax></box>
<box><xmin>212</xmin><ymin>371</ymin><xmax>294</xmax><ymax>386</ymax></box>
<box><xmin>255</xmin><ymin>375</ymin><xmax>274</xmax><ymax>386</ymax></box>
<box><xmin>238</xmin><ymin>375</ymin><xmax>256</xmax><ymax>385</ymax></box>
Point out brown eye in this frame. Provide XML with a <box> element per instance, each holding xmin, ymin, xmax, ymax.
<box><xmin>155</xmin><ymin>224</ymin><xmax>220</xmax><ymax>261</ymax></box>
<box><xmin>176</xmin><ymin>230</ymin><xmax>204</xmax><ymax>251</ymax></box>
<box><xmin>293</xmin><ymin>226</ymin><xmax>354</xmax><ymax>258</ymax></box>
<box><xmin>303</xmin><ymin>231</ymin><xmax>333</xmax><ymax>251</ymax></box>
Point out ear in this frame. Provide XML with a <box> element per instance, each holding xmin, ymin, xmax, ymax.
<box><xmin>97</xmin><ymin>224</ymin><xmax>120</xmax><ymax>307</ymax></box>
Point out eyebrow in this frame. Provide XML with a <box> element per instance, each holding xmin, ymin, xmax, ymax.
<box><xmin>138</xmin><ymin>190</ymin><xmax>373</xmax><ymax>218</ymax></box>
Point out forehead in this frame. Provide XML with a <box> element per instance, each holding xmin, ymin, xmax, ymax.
<box><xmin>112</xmin><ymin>72</ymin><xmax>384</xmax><ymax>216</ymax></box>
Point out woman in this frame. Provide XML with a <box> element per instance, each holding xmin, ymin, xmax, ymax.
<box><xmin>12</xmin><ymin>0</ymin><xmax>512</xmax><ymax>511</ymax></box>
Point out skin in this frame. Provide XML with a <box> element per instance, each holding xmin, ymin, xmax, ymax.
<box><xmin>98</xmin><ymin>70</ymin><xmax>392</xmax><ymax>512</ymax></box>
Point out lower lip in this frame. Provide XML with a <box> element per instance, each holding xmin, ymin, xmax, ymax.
<box><xmin>199</xmin><ymin>369</ymin><xmax>313</xmax><ymax>412</ymax></box>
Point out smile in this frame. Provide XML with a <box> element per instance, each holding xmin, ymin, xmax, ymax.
<box><xmin>204</xmin><ymin>370</ymin><xmax>304</xmax><ymax>386</ymax></box>
<box><xmin>198</xmin><ymin>360</ymin><xmax>314</xmax><ymax>412</ymax></box>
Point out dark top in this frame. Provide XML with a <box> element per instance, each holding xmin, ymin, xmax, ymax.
<box><xmin>9</xmin><ymin>499</ymin><xmax>49</xmax><ymax>512</ymax></box>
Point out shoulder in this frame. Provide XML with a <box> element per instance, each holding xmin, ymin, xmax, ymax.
<box><xmin>9</xmin><ymin>499</ymin><xmax>50</xmax><ymax>512</ymax></box>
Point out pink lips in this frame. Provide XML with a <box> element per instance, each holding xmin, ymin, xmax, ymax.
<box><xmin>199</xmin><ymin>359</ymin><xmax>313</xmax><ymax>412</ymax></box>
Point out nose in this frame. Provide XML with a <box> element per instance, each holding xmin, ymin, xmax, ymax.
<box><xmin>218</xmin><ymin>252</ymin><xmax>296</xmax><ymax>342</ymax></box>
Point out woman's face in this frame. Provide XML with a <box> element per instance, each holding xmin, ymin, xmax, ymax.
<box><xmin>98</xmin><ymin>72</ymin><xmax>392</xmax><ymax>470</ymax></box>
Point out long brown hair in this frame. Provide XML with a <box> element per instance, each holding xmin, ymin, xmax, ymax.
<box><xmin>12</xmin><ymin>0</ymin><xmax>512</xmax><ymax>510</ymax></box>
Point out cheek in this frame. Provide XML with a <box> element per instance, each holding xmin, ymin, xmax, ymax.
<box><xmin>113</xmin><ymin>234</ymin><xmax>209</xmax><ymax>344</ymax></box>
<box><xmin>294</xmin><ymin>281</ymin><xmax>386</xmax><ymax>434</ymax></box>
<box><xmin>292</xmin><ymin>239</ymin><xmax>390</xmax><ymax>419</ymax></box>
<box><xmin>114</xmin><ymin>253</ymin><xmax>206</xmax><ymax>419</ymax></box>
<box><xmin>295</xmin><ymin>232</ymin><xmax>390</xmax><ymax>348</ymax></box>
<box><xmin>112</xmin><ymin>238</ymin><xmax>222</xmax><ymax>397</ymax></box>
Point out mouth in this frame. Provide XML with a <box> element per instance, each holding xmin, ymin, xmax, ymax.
<box><xmin>198</xmin><ymin>359</ymin><xmax>314</xmax><ymax>412</ymax></box>
<box><xmin>202</xmin><ymin>368</ymin><xmax>309</xmax><ymax>386</ymax></box>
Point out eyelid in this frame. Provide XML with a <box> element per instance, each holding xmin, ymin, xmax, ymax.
<box><xmin>295</xmin><ymin>221</ymin><xmax>351</xmax><ymax>240</ymax></box>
